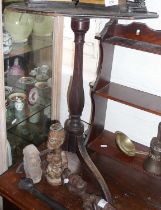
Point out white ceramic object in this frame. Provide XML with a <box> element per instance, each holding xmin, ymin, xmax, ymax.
<box><xmin>3</xmin><ymin>30</ymin><xmax>12</xmax><ymax>54</ymax></box>
<box><xmin>14</xmin><ymin>97</ymin><xmax>24</xmax><ymax>111</ymax></box>
<box><xmin>4</xmin><ymin>9</ymin><xmax>33</xmax><ymax>43</ymax></box>
<box><xmin>33</xmin><ymin>15</ymin><xmax>53</xmax><ymax>37</ymax></box>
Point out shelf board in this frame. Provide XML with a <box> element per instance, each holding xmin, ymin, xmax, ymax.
<box><xmin>105</xmin><ymin>36</ymin><xmax>161</xmax><ymax>55</ymax></box>
<box><xmin>4</xmin><ymin>36</ymin><xmax>52</xmax><ymax>59</ymax></box>
<box><xmin>7</xmin><ymin>3</ymin><xmax>158</xmax><ymax>19</ymax></box>
<box><xmin>96</xmin><ymin>82</ymin><xmax>161</xmax><ymax>116</ymax></box>
<box><xmin>88</xmin><ymin>130</ymin><xmax>161</xmax><ymax>209</ymax></box>
<box><xmin>88</xmin><ymin>129</ymin><xmax>149</xmax><ymax>172</ymax></box>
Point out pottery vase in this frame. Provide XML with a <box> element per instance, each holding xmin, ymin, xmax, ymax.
<box><xmin>4</xmin><ymin>9</ymin><xmax>33</xmax><ymax>43</ymax></box>
<box><xmin>33</xmin><ymin>15</ymin><xmax>53</xmax><ymax>37</ymax></box>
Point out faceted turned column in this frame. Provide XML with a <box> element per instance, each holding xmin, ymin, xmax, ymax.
<box><xmin>64</xmin><ymin>18</ymin><xmax>90</xmax><ymax>152</ymax></box>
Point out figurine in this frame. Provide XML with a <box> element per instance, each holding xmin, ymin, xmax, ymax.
<box><xmin>46</xmin><ymin>123</ymin><xmax>68</xmax><ymax>186</ymax></box>
<box><xmin>8</xmin><ymin>57</ymin><xmax>24</xmax><ymax>76</ymax></box>
<box><xmin>23</xmin><ymin>144</ymin><xmax>42</xmax><ymax>184</ymax></box>
<box><xmin>7</xmin><ymin>57</ymin><xmax>24</xmax><ymax>87</ymax></box>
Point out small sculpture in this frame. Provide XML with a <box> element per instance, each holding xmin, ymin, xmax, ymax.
<box><xmin>61</xmin><ymin>168</ymin><xmax>116</xmax><ymax>210</ymax></box>
<box><xmin>23</xmin><ymin>144</ymin><xmax>42</xmax><ymax>184</ymax></box>
<box><xmin>46</xmin><ymin>123</ymin><xmax>68</xmax><ymax>186</ymax></box>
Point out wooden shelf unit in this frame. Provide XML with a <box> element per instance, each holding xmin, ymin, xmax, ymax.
<box><xmin>88</xmin><ymin>19</ymin><xmax>161</xmax><ymax>145</ymax></box>
<box><xmin>87</xmin><ymin>19</ymin><xmax>161</xmax><ymax>209</ymax></box>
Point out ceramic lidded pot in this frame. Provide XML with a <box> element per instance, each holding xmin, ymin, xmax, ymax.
<box><xmin>4</xmin><ymin>9</ymin><xmax>33</xmax><ymax>43</ymax></box>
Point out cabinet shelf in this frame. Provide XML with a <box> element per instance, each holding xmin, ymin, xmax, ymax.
<box><xmin>4</xmin><ymin>36</ymin><xmax>52</xmax><ymax>59</ymax></box>
<box><xmin>6</xmin><ymin>103</ymin><xmax>50</xmax><ymax>130</ymax></box>
<box><xmin>96</xmin><ymin>82</ymin><xmax>161</xmax><ymax>116</ymax></box>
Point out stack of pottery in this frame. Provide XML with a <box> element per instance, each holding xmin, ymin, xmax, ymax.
<box><xmin>36</xmin><ymin>65</ymin><xmax>49</xmax><ymax>82</ymax></box>
<box><xmin>3</xmin><ymin>28</ymin><xmax>12</xmax><ymax>55</ymax></box>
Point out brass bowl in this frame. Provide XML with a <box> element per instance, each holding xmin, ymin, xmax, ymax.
<box><xmin>115</xmin><ymin>131</ymin><xmax>148</xmax><ymax>157</ymax></box>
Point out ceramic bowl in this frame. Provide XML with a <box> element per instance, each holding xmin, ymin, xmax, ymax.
<box><xmin>8</xmin><ymin>92</ymin><xmax>27</xmax><ymax>102</ymax></box>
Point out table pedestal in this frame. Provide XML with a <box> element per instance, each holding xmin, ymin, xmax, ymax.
<box><xmin>64</xmin><ymin>17</ymin><xmax>112</xmax><ymax>204</ymax></box>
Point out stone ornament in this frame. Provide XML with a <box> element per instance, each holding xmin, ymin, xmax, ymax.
<box><xmin>46</xmin><ymin>123</ymin><xmax>68</xmax><ymax>186</ymax></box>
<box><xmin>23</xmin><ymin>144</ymin><xmax>42</xmax><ymax>184</ymax></box>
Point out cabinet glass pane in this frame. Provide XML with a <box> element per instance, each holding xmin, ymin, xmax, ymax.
<box><xmin>3</xmin><ymin>10</ymin><xmax>54</xmax><ymax>165</ymax></box>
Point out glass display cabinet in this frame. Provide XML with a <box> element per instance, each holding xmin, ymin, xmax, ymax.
<box><xmin>1</xmin><ymin>5</ymin><xmax>64</xmax><ymax>166</ymax></box>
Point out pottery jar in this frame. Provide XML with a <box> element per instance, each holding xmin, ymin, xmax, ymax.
<box><xmin>4</xmin><ymin>9</ymin><xmax>33</xmax><ymax>43</ymax></box>
<box><xmin>35</xmin><ymin>81</ymin><xmax>51</xmax><ymax>105</ymax></box>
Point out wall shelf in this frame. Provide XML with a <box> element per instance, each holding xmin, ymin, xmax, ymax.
<box><xmin>86</xmin><ymin>19</ymin><xmax>161</xmax><ymax>209</ymax></box>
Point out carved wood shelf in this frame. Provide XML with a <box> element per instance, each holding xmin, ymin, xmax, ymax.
<box><xmin>86</xmin><ymin>20</ymin><xmax>161</xmax><ymax>209</ymax></box>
